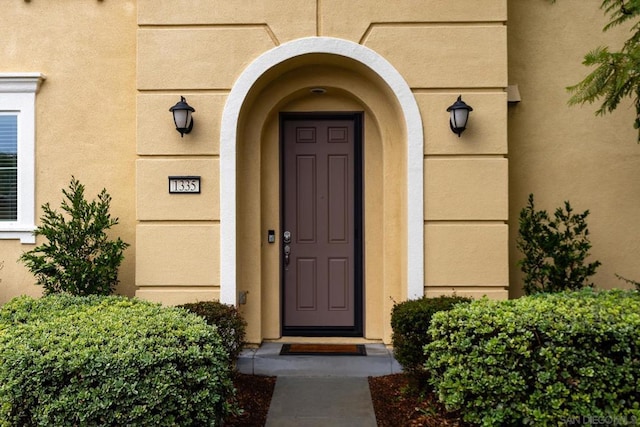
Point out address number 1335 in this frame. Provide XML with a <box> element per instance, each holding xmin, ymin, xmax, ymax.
<box><xmin>168</xmin><ymin>176</ymin><xmax>201</xmax><ymax>194</ymax></box>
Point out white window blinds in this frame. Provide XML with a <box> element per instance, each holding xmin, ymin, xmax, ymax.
<box><xmin>0</xmin><ymin>115</ymin><xmax>18</xmax><ymax>221</ymax></box>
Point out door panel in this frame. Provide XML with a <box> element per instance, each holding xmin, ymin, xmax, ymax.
<box><xmin>328</xmin><ymin>258</ymin><xmax>349</xmax><ymax>309</ymax></box>
<box><xmin>282</xmin><ymin>114</ymin><xmax>362</xmax><ymax>335</ymax></box>
<box><xmin>296</xmin><ymin>156</ymin><xmax>317</xmax><ymax>243</ymax></box>
<box><xmin>328</xmin><ymin>155</ymin><xmax>348</xmax><ymax>243</ymax></box>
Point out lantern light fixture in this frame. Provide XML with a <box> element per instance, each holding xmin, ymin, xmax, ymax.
<box><xmin>446</xmin><ymin>95</ymin><xmax>473</xmax><ymax>137</ymax></box>
<box><xmin>169</xmin><ymin>96</ymin><xmax>195</xmax><ymax>137</ymax></box>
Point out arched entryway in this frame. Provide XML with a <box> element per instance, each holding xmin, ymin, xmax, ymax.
<box><xmin>220</xmin><ymin>37</ymin><xmax>423</xmax><ymax>343</ymax></box>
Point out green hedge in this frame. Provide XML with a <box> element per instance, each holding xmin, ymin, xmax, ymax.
<box><xmin>391</xmin><ymin>295</ymin><xmax>471</xmax><ymax>374</ymax></box>
<box><xmin>425</xmin><ymin>290</ymin><xmax>640</xmax><ymax>426</ymax></box>
<box><xmin>0</xmin><ymin>295</ymin><xmax>235</xmax><ymax>427</ymax></box>
<box><xmin>178</xmin><ymin>301</ymin><xmax>247</xmax><ymax>363</ymax></box>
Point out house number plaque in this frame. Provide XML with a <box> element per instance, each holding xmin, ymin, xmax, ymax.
<box><xmin>168</xmin><ymin>176</ymin><xmax>201</xmax><ymax>194</ymax></box>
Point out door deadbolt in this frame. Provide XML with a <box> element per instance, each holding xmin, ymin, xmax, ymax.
<box><xmin>283</xmin><ymin>231</ymin><xmax>291</xmax><ymax>244</ymax></box>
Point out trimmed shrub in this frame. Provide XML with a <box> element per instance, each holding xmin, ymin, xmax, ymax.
<box><xmin>0</xmin><ymin>295</ymin><xmax>235</xmax><ymax>427</ymax></box>
<box><xmin>517</xmin><ymin>194</ymin><xmax>601</xmax><ymax>295</ymax></box>
<box><xmin>178</xmin><ymin>301</ymin><xmax>247</xmax><ymax>363</ymax></box>
<box><xmin>391</xmin><ymin>295</ymin><xmax>471</xmax><ymax>375</ymax></box>
<box><xmin>425</xmin><ymin>290</ymin><xmax>640</xmax><ymax>426</ymax></box>
<box><xmin>19</xmin><ymin>177</ymin><xmax>129</xmax><ymax>296</ymax></box>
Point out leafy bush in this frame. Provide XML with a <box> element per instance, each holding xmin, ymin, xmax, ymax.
<box><xmin>425</xmin><ymin>290</ymin><xmax>640</xmax><ymax>426</ymax></box>
<box><xmin>517</xmin><ymin>193</ymin><xmax>601</xmax><ymax>295</ymax></box>
<box><xmin>19</xmin><ymin>177</ymin><xmax>129</xmax><ymax>296</ymax></box>
<box><xmin>391</xmin><ymin>295</ymin><xmax>471</xmax><ymax>376</ymax></box>
<box><xmin>178</xmin><ymin>301</ymin><xmax>247</xmax><ymax>363</ymax></box>
<box><xmin>0</xmin><ymin>295</ymin><xmax>235</xmax><ymax>426</ymax></box>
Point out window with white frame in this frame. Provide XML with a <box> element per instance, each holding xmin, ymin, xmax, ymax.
<box><xmin>0</xmin><ymin>114</ymin><xmax>18</xmax><ymax>221</ymax></box>
<box><xmin>0</xmin><ymin>73</ymin><xmax>45</xmax><ymax>244</ymax></box>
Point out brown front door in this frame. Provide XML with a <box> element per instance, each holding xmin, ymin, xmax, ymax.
<box><xmin>281</xmin><ymin>113</ymin><xmax>363</xmax><ymax>336</ymax></box>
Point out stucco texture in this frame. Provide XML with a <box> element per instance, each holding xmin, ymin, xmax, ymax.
<box><xmin>1</xmin><ymin>1</ymin><xmax>535</xmax><ymax>345</ymax></box>
<box><xmin>0</xmin><ymin>1</ymin><xmax>137</xmax><ymax>301</ymax></box>
<box><xmin>4</xmin><ymin>0</ymin><xmax>637</xmax><ymax>346</ymax></box>
<box><xmin>508</xmin><ymin>0</ymin><xmax>640</xmax><ymax>297</ymax></box>
<box><xmin>134</xmin><ymin>0</ymin><xmax>508</xmax><ymax>344</ymax></box>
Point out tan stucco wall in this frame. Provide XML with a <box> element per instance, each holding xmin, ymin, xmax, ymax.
<box><xmin>508</xmin><ymin>0</ymin><xmax>640</xmax><ymax>297</ymax></box>
<box><xmin>135</xmin><ymin>0</ymin><xmax>509</xmax><ymax>344</ymax></box>
<box><xmin>0</xmin><ymin>1</ymin><xmax>137</xmax><ymax>302</ymax></box>
<box><xmin>5</xmin><ymin>0</ymin><xmax>637</xmax><ymax>344</ymax></box>
<box><xmin>1</xmin><ymin>1</ymin><xmax>510</xmax><ymax>345</ymax></box>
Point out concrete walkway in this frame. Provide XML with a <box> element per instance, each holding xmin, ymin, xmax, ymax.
<box><xmin>238</xmin><ymin>343</ymin><xmax>402</xmax><ymax>426</ymax></box>
<box><xmin>265</xmin><ymin>377</ymin><xmax>376</xmax><ymax>426</ymax></box>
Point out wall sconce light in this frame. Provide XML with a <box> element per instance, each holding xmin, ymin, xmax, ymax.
<box><xmin>169</xmin><ymin>96</ymin><xmax>195</xmax><ymax>137</ymax></box>
<box><xmin>446</xmin><ymin>95</ymin><xmax>473</xmax><ymax>137</ymax></box>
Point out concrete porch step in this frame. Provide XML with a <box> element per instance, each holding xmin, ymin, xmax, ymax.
<box><xmin>237</xmin><ymin>342</ymin><xmax>403</xmax><ymax>377</ymax></box>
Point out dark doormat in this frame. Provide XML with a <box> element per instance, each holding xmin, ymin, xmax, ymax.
<box><xmin>279</xmin><ymin>343</ymin><xmax>367</xmax><ymax>356</ymax></box>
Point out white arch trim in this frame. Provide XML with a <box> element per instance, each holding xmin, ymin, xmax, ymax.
<box><xmin>219</xmin><ymin>37</ymin><xmax>424</xmax><ymax>304</ymax></box>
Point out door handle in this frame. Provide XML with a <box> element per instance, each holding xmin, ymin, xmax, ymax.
<box><xmin>283</xmin><ymin>231</ymin><xmax>292</xmax><ymax>268</ymax></box>
<box><xmin>284</xmin><ymin>244</ymin><xmax>291</xmax><ymax>267</ymax></box>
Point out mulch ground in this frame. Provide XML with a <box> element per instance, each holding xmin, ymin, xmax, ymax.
<box><xmin>225</xmin><ymin>373</ymin><xmax>277</xmax><ymax>426</ymax></box>
<box><xmin>225</xmin><ymin>372</ymin><xmax>467</xmax><ymax>427</ymax></box>
<box><xmin>368</xmin><ymin>373</ymin><xmax>467</xmax><ymax>426</ymax></box>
